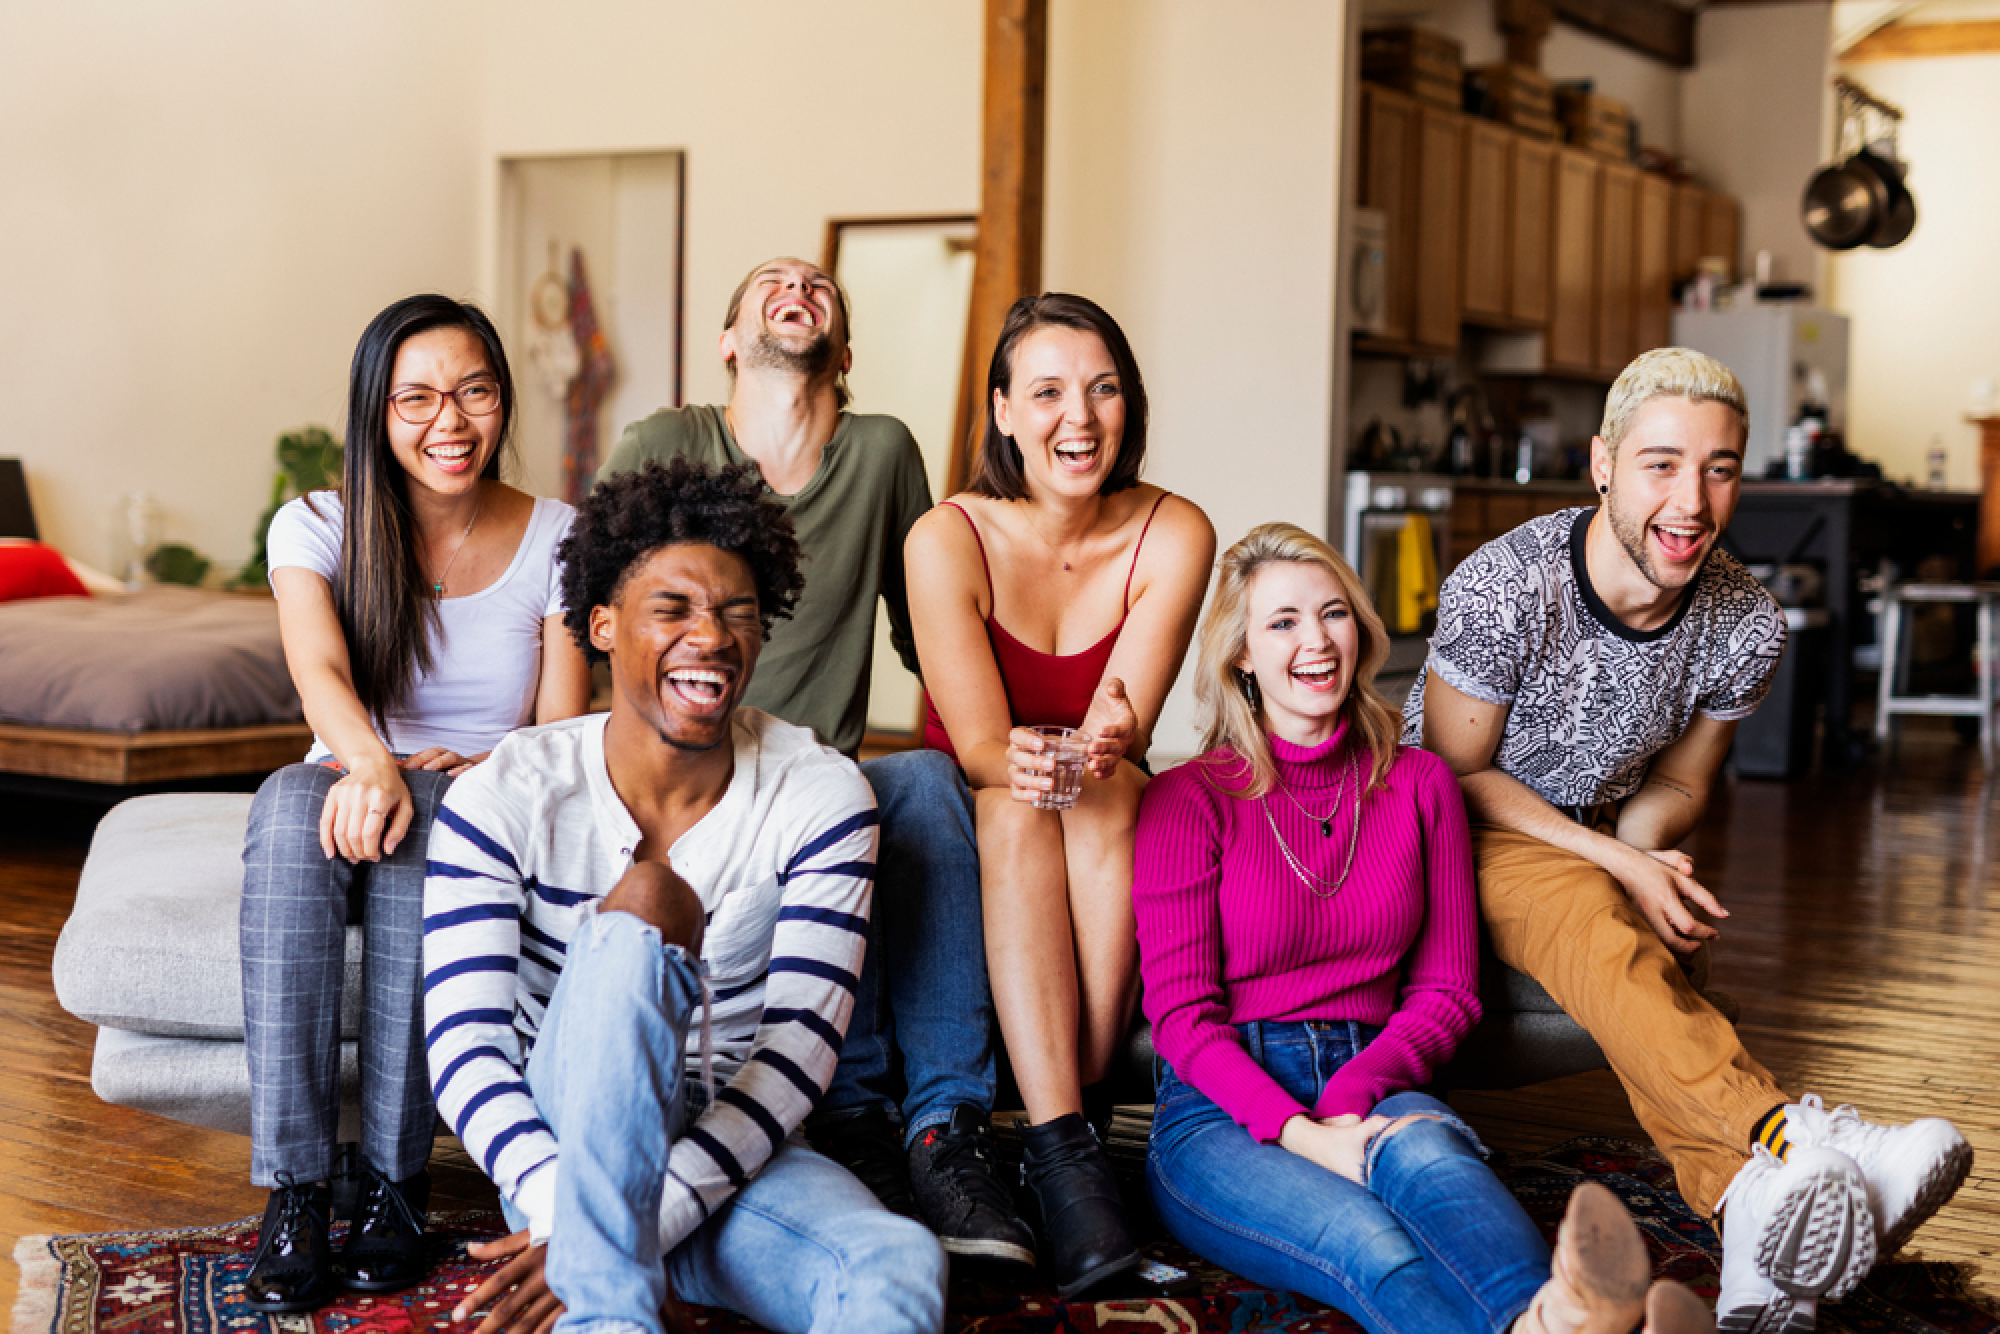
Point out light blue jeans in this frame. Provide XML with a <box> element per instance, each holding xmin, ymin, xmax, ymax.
<box><xmin>822</xmin><ymin>749</ymin><xmax>995</xmax><ymax>1144</ymax></box>
<box><xmin>516</xmin><ymin>909</ymin><xmax>948</xmax><ymax>1334</ymax></box>
<box><xmin>1147</xmin><ymin>1019</ymin><xmax>1550</xmax><ymax>1334</ymax></box>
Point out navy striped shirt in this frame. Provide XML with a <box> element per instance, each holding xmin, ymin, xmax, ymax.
<box><xmin>423</xmin><ymin>710</ymin><xmax>876</xmax><ymax>1249</ymax></box>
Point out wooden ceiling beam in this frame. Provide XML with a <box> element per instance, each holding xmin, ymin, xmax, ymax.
<box><xmin>1844</xmin><ymin>18</ymin><xmax>2000</xmax><ymax>60</ymax></box>
<box><xmin>949</xmin><ymin>0</ymin><xmax>1048</xmax><ymax>496</ymax></box>
<box><xmin>1555</xmin><ymin>0</ymin><xmax>1695</xmax><ymax>68</ymax></box>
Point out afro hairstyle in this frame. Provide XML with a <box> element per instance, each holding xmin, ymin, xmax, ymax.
<box><xmin>559</xmin><ymin>458</ymin><xmax>806</xmax><ymax>665</ymax></box>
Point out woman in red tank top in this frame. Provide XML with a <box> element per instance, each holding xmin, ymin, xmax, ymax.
<box><xmin>906</xmin><ymin>294</ymin><xmax>1215</xmax><ymax>1297</ymax></box>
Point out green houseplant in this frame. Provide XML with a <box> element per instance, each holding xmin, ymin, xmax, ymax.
<box><xmin>233</xmin><ymin>426</ymin><xmax>343</xmax><ymax>588</ymax></box>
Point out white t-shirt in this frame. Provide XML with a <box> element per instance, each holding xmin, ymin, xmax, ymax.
<box><xmin>266</xmin><ymin>491</ymin><xmax>574</xmax><ymax>761</ymax></box>
<box><xmin>1401</xmin><ymin>507</ymin><xmax>1786</xmax><ymax>808</ymax></box>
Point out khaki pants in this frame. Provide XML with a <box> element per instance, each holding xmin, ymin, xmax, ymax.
<box><xmin>1474</xmin><ymin>823</ymin><xmax>1788</xmax><ymax>1216</ymax></box>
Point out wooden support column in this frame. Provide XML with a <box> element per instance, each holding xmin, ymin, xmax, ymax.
<box><xmin>948</xmin><ymin>0</ymin><xmax>1048</xmax><ymax>496</ymax></box>
<box><xmin>1976</xmin><ymin>416</ymin><xmax>2000</xmax><ymax>579</ymax></box>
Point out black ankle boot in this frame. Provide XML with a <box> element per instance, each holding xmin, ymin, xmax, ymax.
<box><xmin>1020</xmin><ymin>1113</ymin><xmax>1140</xmax><ymax>1299</ymax></box>
<box><xmin>245</xmin><ymin>1174</ymin><xmax>337</xmax><ymax>1312</ymax></box>
<box><xmin>339</xmin><ymin>1166</ymin><xmax>430</xmax><ymax>1293</ymax></box>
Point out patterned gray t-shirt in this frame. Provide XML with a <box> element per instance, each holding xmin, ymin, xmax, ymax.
<box><xmin>1401</xmin><ymin>508</ymin><xmax>1785</xmax><ymax>807</ymax></box>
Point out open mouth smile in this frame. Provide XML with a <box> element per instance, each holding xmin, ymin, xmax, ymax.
<box><xmin>1290</xmin><ymin>659</ymin><xmax>1343</xmax><ymax>692</ymax></box>
<box><xmin>665</xmin><ymin>666</ymin><xmax>733</xmax><ymax>713</ymax></box>
<box><xmin>425</xmin><ymin>442</ymin><xmax>478</xmax><ymax>475</ymax></box>
<box><xmin>1053</xmin><ymin>439</ymin><xmax>1099</xmax><ymax>472</ymax></box>
<box><xmin>766</xmin><ymin>299</ymin><xmax>819</xmax><ymax>329</ymax></box>
<box><xmin>1651</xmin><ymin>522</ymin><xmax>1709</xmax><ymax>563</ymax></box>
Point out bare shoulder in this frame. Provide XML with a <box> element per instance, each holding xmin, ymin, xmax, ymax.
<box><xmin>908</xmin><ymin>495</ymin><xmax>978</xmax><ymax>551</ymax></box>
<box><xmin>1134</xmin><ymin>490</ymin><xmax>1216</xmax><ymax>579</ymax></box>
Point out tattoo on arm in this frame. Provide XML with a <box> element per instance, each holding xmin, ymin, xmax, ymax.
<box><xmin>1643</xmin><ymin>777</ymin><xmax>1695</xmax><ymax>801</ymax></box>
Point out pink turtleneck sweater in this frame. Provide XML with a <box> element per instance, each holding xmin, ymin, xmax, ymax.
<box><xmin>1133</xmin><ymin>722</ymin><xmax>1480</xmax><ymax>1145</ymax></box>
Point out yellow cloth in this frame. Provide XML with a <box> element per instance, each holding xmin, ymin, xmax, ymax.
<box><xmin>1394</xmin><ymin>513</ymin><xmax>1439</xmax><ymax>633</ymax></box>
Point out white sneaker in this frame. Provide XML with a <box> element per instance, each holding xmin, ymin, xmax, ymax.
<box><xmin>1784</xmin><ymin>1093</ymin><xmax>1972</xmax><ymax>1258</ymax></box>
<box><xmin>1714</xmin><ymin>1269</ymin><xmax>1814</xmax><ymax>1334</ymax></box>
<box><xmin>1716</xmin><ymin>1144</ymin><xmax>1874</xmax><ymax>1301</ymax></box>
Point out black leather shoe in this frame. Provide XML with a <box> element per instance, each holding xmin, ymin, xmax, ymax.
<box><xmin>244</xmin><ymin>1175</ymin><xmax>337</xmax><ymax>1313</ymax></box>
<box><xmin>1020</xmin><ymin>1112</ymin><xmax>1141</xmax><ymax>1299</ymax></box>
<box><xmin>806</xmin><ymin>1104</ymin><xmax>921</xmax><ymax>1219</ymax></box>
<box><xmin>908</xmin><ymin>1105</ymin><xmax>1036</xmax><ymax>1267</ymax></box>
<box><xmin>339</xmin><ymin>1166</ymin><xmax>430</xmax><ymax>1293</ymax></box>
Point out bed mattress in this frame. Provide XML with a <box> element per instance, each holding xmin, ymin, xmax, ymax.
<box><xmin>0</xmin><ymin>587</ymin><xmax>302</xmax><ymax>732</ymax></box>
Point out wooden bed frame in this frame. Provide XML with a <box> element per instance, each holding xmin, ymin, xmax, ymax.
<box><xmin>1</xmin><ymin>459</ymin><xmax>310</xmax><ymax>789</ymax></box>
<box><xmin>0</xmin><ymin>720</ymin><xmax>312</xmax><ymax>785</ymax></box>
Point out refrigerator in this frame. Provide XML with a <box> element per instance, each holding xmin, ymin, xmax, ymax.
<box><xmin>1670</xmin><ymin>306</ymin><xmax>1849</xmax><ymax>478</ymax></box>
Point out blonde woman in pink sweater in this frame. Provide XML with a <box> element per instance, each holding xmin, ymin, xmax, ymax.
<box><xmin>1133</xmin><ymin>523</ymin><xmax>1711</xmax><ymax>1334</ymax></box>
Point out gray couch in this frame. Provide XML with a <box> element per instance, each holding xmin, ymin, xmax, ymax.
<box><xmin>53</xmin><ymin>792</ymin><xmax>365</xmax><ymax>1138</ymax></box>
<box><xmin>54</xmin><ymin>792</ymin><xmax>1735</xmax><ymax>1136</ymax></box>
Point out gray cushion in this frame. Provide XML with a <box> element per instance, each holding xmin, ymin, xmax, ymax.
<box><xmin>91</xmin><ymin>1026</ymin><xmax>361</xmax><ymax>1140</ymax></box>
<box><xmin>53</xmin><ymin>792</ymin><xmax>362</xmax><ymax>1040</ymax></box>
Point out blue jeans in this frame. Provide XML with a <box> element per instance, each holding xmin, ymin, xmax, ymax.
<box><xmin>1147</xmin><ymin>1020</ymin><xmax>1550</xmax><ymax>1334</ymax></box>
<box><xmin>820</xmin><ymin>750</ymin><xmax>994</xmax><ymax>1143</ymax></box>
<box><xmin>520</xmin><ymin>910</ymin><xmax>947</xmax><ymax>1334</ymax></box>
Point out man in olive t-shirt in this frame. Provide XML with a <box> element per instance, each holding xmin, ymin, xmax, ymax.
<box><xmin>596</xmin><ymin>257</ymin><xmax>1032</xmax><ymax>1270</ymax></box>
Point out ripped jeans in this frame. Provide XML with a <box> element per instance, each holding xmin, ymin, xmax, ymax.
<box><xmin>1147</xmin><ymin>1019</ymin><xmax>1549</xmax><ymax>1334</ymax></box>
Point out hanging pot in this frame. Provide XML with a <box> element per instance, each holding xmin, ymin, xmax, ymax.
<box><xmin>1802</xmin><ymin>156</ymin><xmax>1886</xmax><ymax>251</ymax></box>
<box><xmin>1860</xmin><ymin>148</ymin><xmax>1917</xmax><ymax>248</ymax></box>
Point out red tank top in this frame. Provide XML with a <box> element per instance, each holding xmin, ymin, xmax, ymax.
<box><xmin>922</xmin><ymin>494</ymin><xmax>1169</xmax><ymax>761</ymax></box>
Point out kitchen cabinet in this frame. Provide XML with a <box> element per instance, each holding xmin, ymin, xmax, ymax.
<box><xmin>1595</xmin><ymin>163</ymin><xmax>1639</xmax><ymax>375</ymax></box>
<box><xmin>1412</xmin><ymin>106</ymin><xmax>1466</xmax><ymax>350</ymax></box>
<box><xmin>1701</xmin><ymin>192</ymin><xmax>1741</xmax><ymax>282</ymax></box>
<box><xmin>1671</xmin><ymin>183</ymin><xmax>1705</xmax><ymax>282</ymax></box>
<box><xmin>1671</xmin><ymin>181</ymin><xmax>1740</xmax><ymax>283</ymax></box>
<box><xmin>1509</xmin><ymin>136</ymin><xmax>1555</xmax><ymax>326</ymax></box>
<box><xmin>1545</xmin><ymin>148</ymin><xmax>1600</xmax><ymax>375</ymax></box>
<box><xmin>1462</xmin><ymin>119</ymin><xmax>1513</xmax><ymax>326</ymax></box>
<box><xmin>1635</xmin><ymin>172</ymin><xmax>1674</xmax><ymax>352</ymax></box>
<box><xmin>1359</xmin><ymin>85</ymin><xmax>1418</xmax><ymax>344</ymax></box>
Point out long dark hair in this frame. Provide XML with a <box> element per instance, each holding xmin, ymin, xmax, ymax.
<box><xmin>337</xmin><ymin>294</ymin><xmax>515</xmax><ymax>730</ymax></box>
<box><xmin>969</xmin><ymin>292</ymin><xmax>1148</xmax><ymax>501</ymax></box>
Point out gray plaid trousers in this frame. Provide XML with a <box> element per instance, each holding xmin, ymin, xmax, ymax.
<box><xmin>240</xmin><ymin>762</ymin><xmax>452</xmax><ymax>1187</ymax></box>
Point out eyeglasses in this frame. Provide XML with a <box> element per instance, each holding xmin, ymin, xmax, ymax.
<box><xmin>388</xmin><ymin>380</ymin><xmax>502</xmax><ymax>425</ymax></box>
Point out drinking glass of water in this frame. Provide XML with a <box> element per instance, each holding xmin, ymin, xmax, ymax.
<box><xmin>1028</xmin><ymin>725</ymin><xmax>1091</xmax><ymax>811</ymax></box>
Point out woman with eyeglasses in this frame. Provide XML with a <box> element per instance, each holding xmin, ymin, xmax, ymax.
<box><xmin>238</xmin><ymin>294</ymin><xmax>591</xmax><ymax>1312</ymax></box>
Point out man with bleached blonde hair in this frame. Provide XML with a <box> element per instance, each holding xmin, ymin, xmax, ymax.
<box><xmin>1405</xmin><ymin>348</ymin><xmax>1970</xmax><ymax>1333</ymax></box>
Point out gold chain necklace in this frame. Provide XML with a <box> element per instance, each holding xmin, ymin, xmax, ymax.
<box><xmin>430</xmin><ymin>490</ymin><xmax>484</xmax><ymax>598</ymax></box>
<box><xmin>1260</xmin><ymin>750</ymin><xmax>1363</xmax><ymax>898</ymax></box>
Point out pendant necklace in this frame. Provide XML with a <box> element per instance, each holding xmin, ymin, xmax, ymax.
<box><xmin>430</xmin><ymin>491</ymin><xmax>484</xmax><ymax>598</ymax></box>
<box><xmin>1261</xmin><ymin>749</ymin><xmax>1363</xmax><ymax>898</ymax></box>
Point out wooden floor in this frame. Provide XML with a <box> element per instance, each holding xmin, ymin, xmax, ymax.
<box><xmin>3</xmin><ymin>724</ymin><xmax>1997</xmax><ymax>1316</ymax></box>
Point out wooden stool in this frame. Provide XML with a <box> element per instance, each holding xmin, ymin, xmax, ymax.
<box><xmin>1874</xmin><ymin>582</ymin><xmax>2000</xmax><ymax>769</ymax></box>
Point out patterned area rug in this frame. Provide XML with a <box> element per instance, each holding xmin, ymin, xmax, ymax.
<box><xmin>14</xmin><ymin>1139</ymin><xmax>2000</xmax><ymax>1334</ymax></box>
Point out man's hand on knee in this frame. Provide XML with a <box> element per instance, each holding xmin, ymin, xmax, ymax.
<box><xmin>599</xmin><ymin>862</ymin><xmax>705</xmax><ymax>956</ymax></box>
<box><xmin>1610</xmin><ymin>844</ymin><xmax>1726</xmax><ymax>956</ymax></box>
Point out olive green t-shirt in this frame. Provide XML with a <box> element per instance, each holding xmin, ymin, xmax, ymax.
<box><xmin>597</xmin><ymin>404</ymin><xmax>931</xmax><ymax>757</ymax></box>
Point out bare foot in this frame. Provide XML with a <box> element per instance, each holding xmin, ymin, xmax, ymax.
<box><xmin>1642</xmin><ymin>1280</ymin><xmax>1715</xmax><ymax>1333</ymax></box>
<box><xmin>1516</xmin><ymin>1182</ymin><xmax>1652</xmax><ymax>1334</ymax></box>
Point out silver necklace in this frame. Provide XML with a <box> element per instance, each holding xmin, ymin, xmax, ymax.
<box><xmin>430</xmin><ymin>491</ymin><xmax>484</xmax><ymax>598</ymax></box>
<box><xmin>1261</xmin><ymin>751</ymin><xmax>1363</xmax><ymax>898</ymax></box>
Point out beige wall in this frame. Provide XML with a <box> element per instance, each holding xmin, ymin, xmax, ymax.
<box><xmin>1829</xmin><ymin>54</ymin><xmax>2000</xmax><ymax>490</ymax></box>
<box><xmin>476</xmin><ymin>2</ymin><xmax>983</xmax><ymax>414</ymax></box>
<box><xmin>1047</xmin><ymin>0</ymin><xmax>1350</xmax><ymax>757</ymax></box>
<box><xmin>1681</xmin><ymin>4</ymin><xmax>1835</xmax><ymax>291</ymax></box>
<box><xmin>2</xmin><ymin>2</ymin><xmax>982</xmax><ymax>573</ymax></box>
<box><xmin>0</xmin><ymin>2</ymin><xmax>483</xmax><ymax>571</ymax></box>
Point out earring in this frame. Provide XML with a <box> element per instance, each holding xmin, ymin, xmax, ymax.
<box><xmin>1598</xmin><ymin>484</ymin><xmax>1608</xmax><ymax>495</ymax></box>
<box><xmin>1238</xmin><ymin>670</ymin><xmax>1262</xmax><ymax>710</ymax></box>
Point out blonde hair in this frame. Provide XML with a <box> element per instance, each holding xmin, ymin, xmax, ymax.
<box><xmin>1193</xmin><ymin>522</ymin><xmax>1401</xmax><ymax>799</ymax></box>
<box><xmin>1600</xmin><ymin>347</ymin><xmax>1747</xmax><ymax>460</ymax></box>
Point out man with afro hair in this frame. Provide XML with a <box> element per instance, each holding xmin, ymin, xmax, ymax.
<box><xmin>423</xmin><ymin>458</ymin><xmax>947</xmax><ymax>1334</ymax></box>
<box><xmin>601</xmin><ymin>256</ymin><xmax>1030</xmax><ymax>1268</ymax></box>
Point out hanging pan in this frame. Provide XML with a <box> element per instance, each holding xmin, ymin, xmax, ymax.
<box><xmin>1802</xmin><ymin>157</ymin><xmax>1884</xmax><ymax>251</ymax></box>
